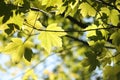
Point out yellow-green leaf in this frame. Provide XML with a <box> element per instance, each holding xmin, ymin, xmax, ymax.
<box><xmin>41</xmin><ymin>0</ymin><xmax>63</xmax><ymax>8</ymax></box>
<box><xmin>3</xmin><ymin>38</ymin><xmax>24</xmax><ymax>63</ymax></box>
<box><xmin>3</xmin><ymin>38</ymin><xmax>23</xmax><ymax>53</ymax></box>
<box><xmin>79</xmin><ymin>2</ymin><xmax>96</xmax><ymax>17</ymax></box>
<box><xmin>38</xmin><ymin>23</ymin><xmax>67</xmax><ymax>53</ymax></box>
<box><xmin>0</xmin><ymin>11</ymin><xmax>24</xmax><ymax>30</ymax></box>
<box><xmin>110</xmin><ymin>30</ymin><xmax>120</xmax><ymax>46</ymax></box>
<box><xmin>25</xmin><ymin>11</ymin><xmax>43</xmax><ymax>29</ymax></box>
<box><xmin>101</xmin><ymin>7</ymin><xmax>110</xmax><ymax>16</ymax></box>
<box><xmin>11</xmin><ymin>45</ymin><xmax>24</xmax><ymax>64</ymax></box>
<box><xmin>109</xmin><ymin>9</ymin><xmax>119</xmax><ymax>26</ymax></box>
<box><xmin>101</xmin><ymin>8</ymin><xmax>119</xmax><ymax>26</ymax></box>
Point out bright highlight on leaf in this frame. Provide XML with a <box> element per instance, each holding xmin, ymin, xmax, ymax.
<box><xmin>25</xmin><ymin>11</ymin><xmax>42</xmax><ymax>29</ymax></box>
<box><xmin>79</xmin><ymin>2</ymin><xmax>96</xmax><ymax>17</ymax></box>
<box><xmin>3</xmin><ymin>38</ymin><xmax>33</xmax><ymax>63</ymax></box>
<box><xmin>38</xmin><ymin>23</ymin><xmax>67</xmax><ymax>53</ymax></box>
<box><xmin>0</xmin><ymin>11</ymin><xmax>24</xmax><ymax>30</ymax></box>
<box><xmin>101</xmin><ymin>8</ymin><xmax>119</xmax><ymax>26</ymax></box>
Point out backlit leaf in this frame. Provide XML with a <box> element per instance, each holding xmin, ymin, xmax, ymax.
<box><xmin>3</xmin><ymin>38</ymin><xmax>23</xmax><ymax>53</ymax></box>
<box><xmin>38</xmin><ymin>23</ymin><xmax>67</xmax><ymax>53</ymax></box>
<box><xmin>0</xmin><ymin>11</ymin><xmax>24</xmax><ymax>31</ymax></box>
<box><xmin>41</xmin><ymin>0</ymin><xmax>63</xmax><ymax>8</ymax></box>
<box><xmin>3</xmin><ymin>38</ymin><xmax>34</xmax><ymax>63</ymax></box>
<box><xmin>85</xmin><ymin>24</ymin><xmax>97</xmax><ymax>45</ymax></box>
<box><xmin>79</xmin><ymin>2</ymin><xmax>96</xmax><ymax>17</ymax></box>
<box><xmin>11</xmin><ymin>45</ymin><xmax>24</xmax><ymax>64</ymax></box>
<box><xmin>101</xmin><ymin>8</ymin><xmax>119</xmax><ymax>26</ymax></box>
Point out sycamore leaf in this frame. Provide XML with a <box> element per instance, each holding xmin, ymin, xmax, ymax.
<box><xmin>79</xmin><ymin>2</ymin><xmax>96</xmax><ymax>17</ymax></box>
<box><xmin>38</xmin><ymin>23</ymin><xmax>67</xmax><ymax>53</ymax></box>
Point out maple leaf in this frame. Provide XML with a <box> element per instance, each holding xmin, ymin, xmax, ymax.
<box><xmin>101</xmin><ymin>8</ymin><xmax>119</xmax><ymax>26</ymax></box>
<box><xmin>79</xmin><ymin>2</ymin><xmax>96</xmax><ymax>17</ymax></box>
<box><xmin>38</xmin><ymin>23</ymin><xmax>67</xmax><ymax>53</ymax></box>
<box><xmin>3</xmin><ymin>38</ymin><xmax>33</xmax><ymax>63</ymax></box>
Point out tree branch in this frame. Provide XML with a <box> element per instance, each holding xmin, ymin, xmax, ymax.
<box><xmin>61</xmin><ymin>13</ymin><xmax>89</xmax><ymax>28</ymax></box>
<box><xmin>24</xmin><ymin>21</ymin><xmax>120</xmax><ymax>33</ymax></box>
<box><xmin>66</xmin><ymin>35</ymin><xmax>89</xmax><ymax>46</ymax></box>
<box><xmin>95</xmin><ymin>0</ymin><xmax>120</xmax><ymax>13</ymax></box>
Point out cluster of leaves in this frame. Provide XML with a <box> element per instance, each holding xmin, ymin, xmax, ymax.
<box><xmin>0</xmin><ymin>0</ymin><xmax>120</xmax><ymax>80</ymax></box>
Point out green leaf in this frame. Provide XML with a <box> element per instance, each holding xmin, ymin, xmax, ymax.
<box><xmin>101</xmin><ymin>7</ymin><xmax>110</xmax><ymax>16</ymax></box>
<box><xmin>11</xmin><ymin>45</ymin><xmax>24</xmax><ymax>64</ymax></box>
<box><xmin>3</xmin><ymin>38</ymin><xmax>24</xmax><ymax>63</ymax></box>
<box><xmin>79</xmin><ymin>2</ymin><xmax>96</xmax><ymax>17</ymax></box>
<box><xmin>41</xmin><ymin>0</ymin><xmax>63</xmax><ymax>8</ymax></box>
<box><xmin>109</xmin><ymin>9</ymin><xmax>119</xmax><ymax>26</ymax></box>
<box><xmin>38</xmin><ymin>23</ymin><xmax>67</xmax><ymax>53</ymax></box>
<box><xmin>110</xmin><ymin>30</ymin><xmax>120</xmax><ymax>46</ymax></box>
<box><xmin>7</xmin><ymin>11</ymin><xmax>24</xmax><ymax>29</ymax></box>
<box><xmin>3</xmin><ymin>38</ymin><xmax>23</xmax><ymax>53</ymax></box>
<box><xmin>0</xmin><ymin>11</ymin><xmax>24</xmax><ymax>31</ymax></box>
<box><xmin>101</xmin><ymin>8</ymin><xmax>119</xmax><ymax>26</ymax></box>
<box><xmin>25</xmin><ymin>11</ymin><xmax>42</xmax><ymax>29</ymax></box>
<box><xmin>24</xmin><ymin>48</ymin><xmax>33</xmax><ymax>62</ymax></box>
<box><xmin>103</xmin><ymin>66</ymin><xmax>114</xmax><ymax>80</ymax></box>
<box><xmin>85</xmin><ymin>24</ymin><xmax>97</xmax><ymax>45</ymax></box>
<box><xmin>103</xmin><ymin>65</ymin><xmax>120</xmax><ymax>80</ymax></box>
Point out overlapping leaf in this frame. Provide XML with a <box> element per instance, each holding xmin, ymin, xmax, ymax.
<box><xmin>79</xmin><ymin>2</ymin><xmax>96</xmax><ymax>17</ymax></box>
<box><xmin>0</xmin><ymin>11</ymin><xmax>24</xmax><ymax>30</ymax></box>
<box><xmin>38</xmin><ymin>23</ymin><xmax>67</xmax><ymax>53</ymax></box>
<box><xmin>101</xmin><ymin>8</ymin><xmax>119</xmax><ymax>26</ymax></box>
<box><xmin>3</xmin><ymin>38</ymin><xmax>33</xmax><ymax>63</ymax></box>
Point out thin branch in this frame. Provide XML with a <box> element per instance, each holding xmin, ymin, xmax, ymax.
<box><xmin>95</xmin><ymin>0</ymin><xmax>120</xmax><ymax>13</ymax></box>
<box><xmin>104</xmin><ymin>46</ymin><xmax>115</xmax><ymax>49</ymax></box>
<box><xmin>86</xmin><ymin>1</ymin><xmax>108</xmax><ymax>28</ymax></box>
<box><xmin>24</xmin><ymin>21</ymin><xmax>120</xmax><ymax>33</ymax></box>
<box><xmin>23</xmin><ymin>12</ymin><xmax>39</xmax><ymax>43</ymax></box>
<box><xmin>66</xmin><ymin>35</ymin><xmax>89</xmax><ymax>46</ymax></box>
<box><xmin>18</xmin><ymin>6</ymin><xmax>52</xmax><ymax>16</ymax></box>
<box><xmin>66</xmin><ymin>35</ymin><xmax>115</xmax><ymax>49</ymax></box>
<box><xmin>61</xmin><ymin>14</ymin><xmax>89</xmax><ymax>28</ymax></box>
